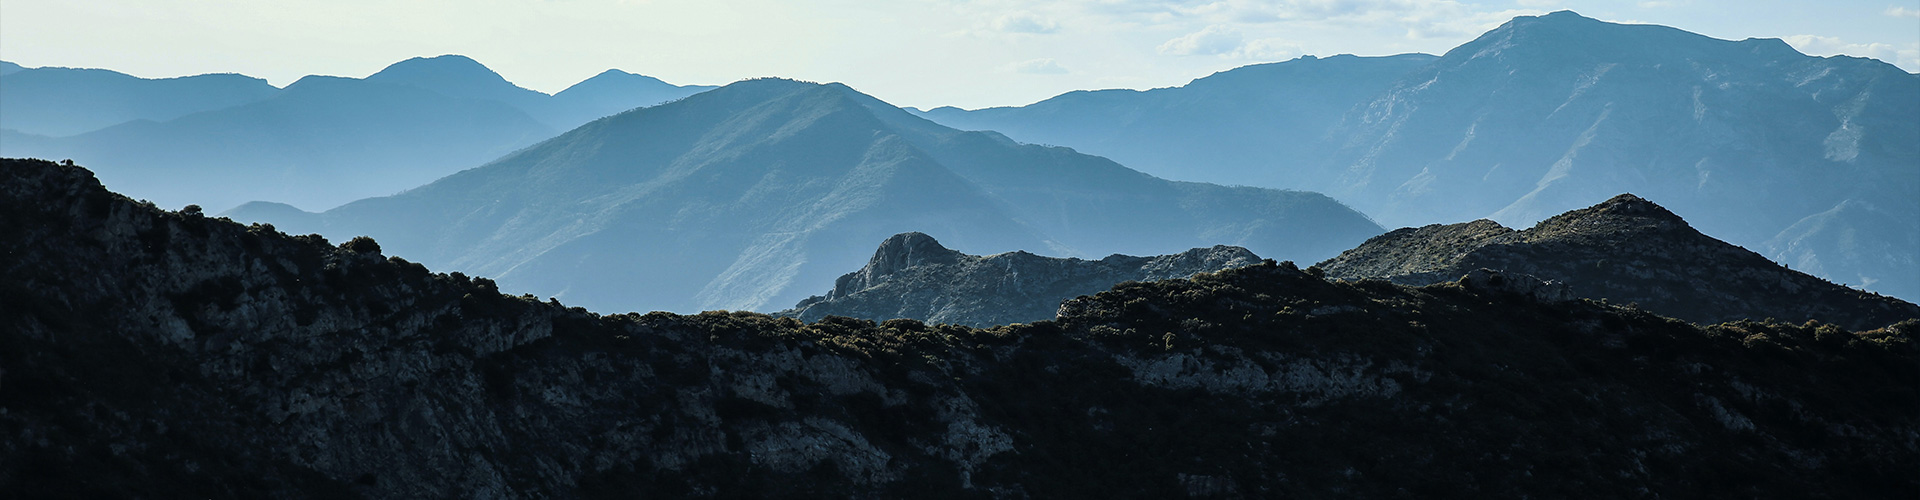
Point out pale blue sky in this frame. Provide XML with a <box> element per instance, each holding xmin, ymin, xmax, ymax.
<box><xmin>3</xmin><ymin>1</ymin><xmax>1915</xmax><ymax>109</ymax></box>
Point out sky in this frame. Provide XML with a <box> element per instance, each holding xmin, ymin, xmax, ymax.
<box><xmin>2</xmin><ymin>1</ymin><xmax>1916</xmax><ymax>110</ymax></box>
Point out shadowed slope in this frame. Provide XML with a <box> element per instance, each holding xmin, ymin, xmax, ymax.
<box><xmin>779</xmin><ymin>232</ymin><xmax>1263</xmax><ymax>326</ymax></box>
<box><xmin>6</xmin><ymin>158</ymin><xmax>1915</xmax><ymax>497</ymax></box>
<box><xmin>1317</xmin><ymin>194</ymin><xmax>1919</xmax><ymax>329</ymax></box>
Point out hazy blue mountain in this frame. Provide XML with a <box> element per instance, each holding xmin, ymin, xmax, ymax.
<box><xmin>0</xmin><ymin>60</ymin><xmax>27</xmax><ymax>75</ymax></box>
<box><xmin>365</xmin><ymin>55</ymin><xmax>712</xmax><ymax>130</ymax></box>
<box><xmin>0</xmin><ymin>55</ymin><xmax>713</xmax><ymax>212</ymax></box>
<box><xmin>228</xmin><ymin>78</ymin><xmax>1382</xmax><ymax>313</ymax></box>
<box><xmin>2</xmin><ymin>75</ymin><xmax>557</xmax><ymax>212</ymax></box>
<box><xmin>778</xmin><ymin>232</ymin><xmax>1263</xmax><ymax>326</ymax></box>
<box><xmin>1764</xmin><ymin>198</ymin><xmax>1920</xmax><ymax>300</ymax></box>
<box><xmin>550</xmin><ymin>69</ymin><xmax>718</xmax><ymax>130</ymax></box>
<box><xmin>0</xmin><ymin>64</ymin><xmax>280</xmax><ymax>136</ymax></box>
<box><xmin>919</xmin><ymin>11</ymin><xmax>1920</xmax><ymax>301</ymax></box>
<box><xmin>916</xmin><ymin>53</ymin><xmax>1436</xmax><ymax>187</ymax></box>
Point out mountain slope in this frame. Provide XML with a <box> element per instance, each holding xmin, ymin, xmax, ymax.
<box><xmin>230</xmin><ymin>78</ymin><xmax>1382</xmax><ymax>313</ymax></box>
<box><xmin>3</xmin><ymin>75</ymin><xmax>557</xmax><ymax>212</ymax></box>
<box><xmin>917</xmin><ymin>53</ymin><xmax>1438</xmax><ymax>187</ymax></box>
<box><xmin>0</xmin><ymin>55</ymin><xmax>712</xmax><ymax>212</ymax></box>
<box><xmin>918</xmin><ymin>11</ymin><xmax>1920</xmax><ymax>301</ymax></box>
<box><xmin>6</xmin><ymin>158</ymin><xmax>1916</xmax><ymax>497</ymax></box>
<box><xmin>0</xmin><ymin>65</ymin><xmax>280</xmax><ymax>136</ymax></box>
<box><xmin>779</xmin><ymin>232</ymin><xmax>1262</xmax><ymax>326</ymax></box>
<box><xmin>1316</xmin><ymin>194</ymin><xmax>1919</xmax><ymax>330</ymax></box>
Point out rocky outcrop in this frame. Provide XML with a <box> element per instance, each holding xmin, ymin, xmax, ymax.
<box><xmin>1317</xmin><ymin>194</ymin><xmax>1920</xmax><ymax>330</ymax></box>
<box><xmin>779</xmin><ymin>232</ymin><xmax>1262</xmax><ymax>326</ymax></box>
<box><xmin>5</xmin><ymin>159</ymin><xmax>1917</xmax><ymax>497</ymax></box>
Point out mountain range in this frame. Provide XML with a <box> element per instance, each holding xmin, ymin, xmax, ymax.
<box><xmin>778</xmin><ymin>232</ymin><xmax>1262</xmax><ymax>327</ymax></box>
<box><xmin>5</xmin><ymin>158</ymin><xmax>1914</xmax><ymax>497</ymax></box>
<box><xmin>919</xmin><ymin>11</ymin><xmax>1920</xmax><ymax>301</ymax></box>
<box><xmin>0</xmin><ymin>55</ymin><xmax>713</xmax><ymax>211</ymax></box>
<box><xmin>1314</xmin><ymin>193</ymin><xmax>1919</xmax><ymax>330</ymax></box>
<box><xmin>225</xmin><ymin>78</ymin><xmax>1383</xmax><ymax>314</ymax></box>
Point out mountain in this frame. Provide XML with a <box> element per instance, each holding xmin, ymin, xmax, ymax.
<box><xmin>1315</xmin><ymin>194</ymin><xmax>1920</xmax><ymax>330</ymax></box>
<box><xmin>551</xmin><ymin>69</ymin><xmax>719</xmax><ymax>130</ymax></box>
<box><xmin>7</xmin><ymin>158</ymin><xmax>1916</xmax><ymax>496</ymax></box>
<box><xmin>0</xmin><ymin>65</ymin><xmax>280</xmax><ymax>136</ymax></box>
<box><xmin>0</xmin><ymin>55</ymin><xmax>712</xmax><ymax>212</ymax></box>
<box><xmin>0</xmin><ymin>60</ymin><xmax>24</xmax><ymax>76</ymax></box>
<box><xmin>2</xmin><ymin>75</ymin><xmax>558</xmax><ymax>212</ymax></box>
<box><xmin>919</xmin><ymin>11</ymin><xmax>1920</xmax><ymax>302</ymax></box>
<box><xmin>227</xmin><ymin>78</ymin><xmax>1384</xmax><ymax>314</ymax></box>
<box><xmin>778</xmin><ymin>232</ymin><xmax>1261</xmax><ymax>326</ymax></box>
<box><xmin>916</xmin><ymin>53</ymin><xmax>1438</xmax><ymax>187</ymax></box>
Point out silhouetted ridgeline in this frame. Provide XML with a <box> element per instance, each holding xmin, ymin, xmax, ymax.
<box><xmin>922</xmin><ymin>11</ymin><xmax>1920</xmax><ymax>302</ymax></box>
<box><xmin>0</xmin><ymin>55</ymin><xmax>714</xmax><ymax>212</ymax></box>
<box><xmin>1316</xmin><ymin>194</ymin><xmax>1920</xmax><ymax>331</ymax></box>
<box><xmin>779</xmin><ymin>232</ymin><xmax>1262</xmax><ymax>327</ymax></box>
<box><xmin>5</xmin><ymin>158</ymin><xmax>1918</xmax><ymax>497</ymax></box>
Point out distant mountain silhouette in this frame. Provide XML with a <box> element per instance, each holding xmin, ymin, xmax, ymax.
<box><xmin>779</xmin><ymin>232</ymin><xmax>1262</xmax><ymax>326</ymax></box>
<box><xmin>228</xmin><ymin>78</ymin><xmax>1383</xmax><ymax>313</ymax></box>
<box><xmin>1316</xmin><ymin>194</ymin><xmax>1919</xmax><ymax>330</ymax></box>
<box><xmin>551</xmin><ymin>69</ymin><xmax>718</xmax><ymax>130</ymax></box>
<box><xmin>0</xmin><ymin>55</ymin><xmax>713</xmax><ymax>212</ymax></box>
<box><xmin>0</xmin><ymin>60</ymin><xmax>23</xmax><ymax>75</ymax></box>
<box><xmin>916</xmin><ymin>53</ymin><xmax>1437</xmax><ymax>188</ymax></box>
<box><xmin>920</xmin><ymin>11</ymin><xmax>1920</xmax><ymax>301</ymax></box>
<box><xmin>0</xmin><ymin>64</ymin><xmax>279</xmax><ymax>136</ymax></box>
<box><xmin>2</xmin><ymin>75</ymin><xmax>557</xmax><ymax>212</ymax></box>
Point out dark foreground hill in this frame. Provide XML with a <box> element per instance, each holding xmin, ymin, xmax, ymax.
<box><xmin>778</xmin><ymin>232</ymin><xmax>1261</xmax><ymax>327</ymax></box>
<box><xmin>227</xmin><ymin>78</ymin><xmax>1381</xmax><ymax>314</ymax></box>
<box><xmin>7</xmin><ymin>161</ymin><xmax>1918</xmax><ymax>497</ymax></box>
<box><xmin>1315</xmin><ymin>194</ymin><xmax>1919</xmax><ymax>331</ymax></box>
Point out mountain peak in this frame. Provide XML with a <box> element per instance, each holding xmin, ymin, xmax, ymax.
<box><xmin>365</xmin><ymin>54</ymin><xmax>550</xmax><ymax>101</ymax></box>
<box><xmin>1585</xmin><ymin>193</ymin><xmax>1684</xmax><ymax>221</ymax></box>
<box><xmin>867</xmin><ymin>232</ymin><xmax>965</xmax><ymax>275</ymax></box>
<box><xmin>369</xmin><ymin>54</ymin><xmax>500</xmax><ymax>81</ymax></box>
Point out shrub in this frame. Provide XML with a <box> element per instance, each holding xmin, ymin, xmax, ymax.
<box><xmin>341</xmin><ymin>236</ymin><xmax>382</xmax><ymax>255</ymax></box>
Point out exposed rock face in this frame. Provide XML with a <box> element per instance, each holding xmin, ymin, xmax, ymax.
<box><xmin>779</xmin><ymin>232</ymin><xmax>1262</xmax><ymax>327</ymax></box>
<box><xmin>5</xmin><ymin>159</ymin><xmax>1918</xmax><ymax>497</ymax></box>
<box><xmin>1316</xmin><ymin>194</ymin><xmax>1920</xmax><ymax>330</ymax></box>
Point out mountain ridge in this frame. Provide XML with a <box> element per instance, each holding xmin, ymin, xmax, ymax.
<box><xmin>777</xmin><ymin>232</ymin><xmax>1264</xmax><ymax>326</ymax></box>
<box><xmin>229</xmin><ymin>77</ymin><xmax>1383</xmax><ymax>313</ymax></box>
<box><xmin>917</xmin><ymin>10</ymin><xmax>1920</xmax><ymax>301</ymax></box>
<box><xmin>6</xmin><ymin>157</ymin><xmax>1915</xmax><ymax>497</ymax></box>
<box><xmin>1316</xmin><ymin>193</ymin><xmax>1919</xmax><ymax>330</ymax></box>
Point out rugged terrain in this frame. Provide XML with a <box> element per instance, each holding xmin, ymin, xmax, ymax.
<box><xmin>779</xmin><ymin>232</ymin><xmax>1261</xmax><ymax>327</ymax></box>
<box><xmin>922</xmin><ymin>11</ymin><xmax>1920</xmax><ymax>301</ymax></box>
<box><xmin>1316</xmin><ymin>194</ymin><xmax>1919</xmax><ymax>330</ymax></box>
<box><xmin>7</xmin><ymin>159</ymin><xmax>1918</xmax><ymax>497</ymax></box>
<box><xmin>224</xmin><ymin>78</ymin><xmax>1381</xmax><ymax>313</ymax></box>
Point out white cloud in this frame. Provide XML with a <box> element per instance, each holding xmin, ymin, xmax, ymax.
<box><xmin>1783</xmin><ymin>34</ymin><xmax>1913</xmax><ymax>67</ymax></box>
<box><xmin>1157</xmin><ymin>24</ymin><xmax>1300</xmax><ymax>59</ymax></box>
<box><xmin>1887</xmin><ymin>6</ymin><xmax>1920</xmax><ymax>19</ymax></box>
<box><xmin>1007</xmin><ymin>57</ymin><xmax>1070</xmax><ymax>74</ymax></box>
<box><xmin>1159</xmin><ymin>24</ymin><xmax>1246</xmax><ymax>55</ymax></box>
<box><xmin>992</xmin><ymin>11</ymin><xmax>1060</xmax><ymax>33</ymax></box>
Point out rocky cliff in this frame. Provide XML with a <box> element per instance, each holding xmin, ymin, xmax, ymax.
<box><xmin>779</xmin><ymin>232</ymin><xmax>1262</xmax><ymax>327</ymax></box>
<box><xmin>1315</xmin><ymin>194</ymin><xmax>1920</xmax><ymax>330</ymax></box>
<box><xmin>5</xmin><ymin>159</ymin><xmax>1917</xmax><ymax>497</ymax></box>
